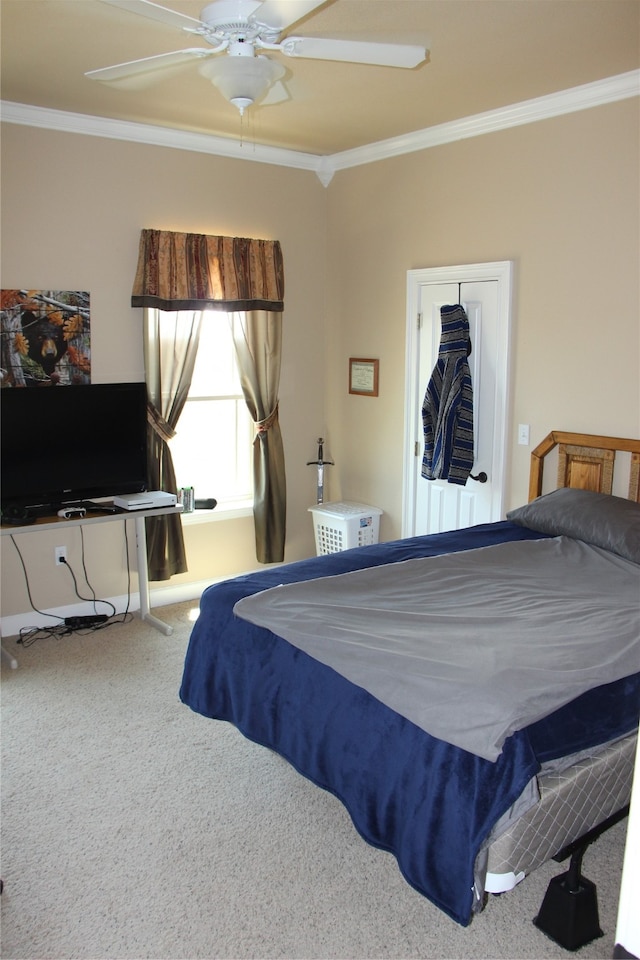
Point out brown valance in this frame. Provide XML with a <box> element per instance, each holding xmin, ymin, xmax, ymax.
<box><xmin>132</xmin><ymin>229</ymin><xmax>284</xmax><ymax>312</ymax></box>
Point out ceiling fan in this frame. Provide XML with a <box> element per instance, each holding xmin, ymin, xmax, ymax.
<box><xmin>86</xmin><ymin>0</ymin><xmax>428</xmax><ymax>114</ymax></box>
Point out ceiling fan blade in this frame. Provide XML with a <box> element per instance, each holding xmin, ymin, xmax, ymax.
<box><xmin>85</xmin><ymin>49</ymin><xmax>211</xmax><ymax>83</ymax></box>
<box><xmin>280</xmin><ymin>36</ymin><xmax>426</xmax><ymax>68</ymax></box>
<box><xmin>253</xmin><ymin>0</ymin><xmax>327</xmax><ymax>32</ymax></box>
<box><xmin>97</xmin><ymin>0</ymin><xmax>206</xmax><ymax>33</ymax></box>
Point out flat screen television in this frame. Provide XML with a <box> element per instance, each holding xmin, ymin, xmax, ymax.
<box><xmin>1</xmin><ymin>382</ymin><xmax>148</xmax><ymax>516</ymax></box>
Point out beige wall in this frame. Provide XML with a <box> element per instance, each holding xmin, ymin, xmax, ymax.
<box><xmin>324</xmin><ymin>99</ymin><xmax>640</xmax><ymax>540</ymax></box>
<box><xmin>0</xmin><ymin>125</ymin><xmax>327</xmax><ymax>619</ymax></box>
<box><xmin>1</xmin><ymin>96</ymin><xmax>639</xmax><ymax>622</ymax></box>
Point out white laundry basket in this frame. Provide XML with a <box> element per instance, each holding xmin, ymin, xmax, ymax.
<box><xmin>309</xmin><ymin>501</ymin><xmax>383</xmax><ymax>555</ymax></box>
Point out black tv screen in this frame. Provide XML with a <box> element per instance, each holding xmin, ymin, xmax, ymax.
<box><xmin>1</xmin><ymin>382</ymin><xmax>148</xmax><ymax>512</ymax></box>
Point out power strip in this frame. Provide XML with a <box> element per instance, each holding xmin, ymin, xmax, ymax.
<box><xmin>64</xmin><ymin>615</ymin><xmax>109</xmax><ymax>629</ymax></box>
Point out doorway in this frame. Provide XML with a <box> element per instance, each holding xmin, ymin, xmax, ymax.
<box><xmin>403</xmin><ymin>261</ymin><xmax>513</xmax><ymax>537</ymax></box>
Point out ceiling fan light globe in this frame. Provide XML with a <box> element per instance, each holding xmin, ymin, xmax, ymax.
<box><xmin>199</xmin><ymin>54</ymin><xmax>285</xmax><ymax>111</ymax></box>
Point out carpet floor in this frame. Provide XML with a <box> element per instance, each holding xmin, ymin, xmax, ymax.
<box><xmin>1</xmin><ymin>601</ymin><xmax>627</xmax><ymax>959</ymax></box>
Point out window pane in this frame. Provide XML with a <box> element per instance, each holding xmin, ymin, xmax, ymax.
<box><xmin>156</xmin><ymin>308</ymin><xmax>253</xmax><ymax>505</ymax></box>
<box><xmin>170</xmin><ymin>398</ymin><xmax>253</xmax><ymax>501</ymax></box>
<box><xmin>189</xmin><ymin>314</ymin><xmax>239</xmax><ymax>398</ymax></box>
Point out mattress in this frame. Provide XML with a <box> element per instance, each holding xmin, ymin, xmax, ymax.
<box><xmin>234</xmin><ymin>536</ymin><xmax>639</xmax><ymax>762</ymax></box>
<box><xmin>181</xmin><ymin>518</ymin><xmax>640</xmax><ymax>926</ymax></box>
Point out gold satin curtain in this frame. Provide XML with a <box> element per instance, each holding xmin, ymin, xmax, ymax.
<box><xmin>230</xmin><ymin>310</ymin><xmax>286</xmax><ymax>564</ymax></box>
<box><xmin>143</xmin><ymin>309</ymin><xmax>201</xmax><ymax>580</ymax></box>
<box><xmin>132</xmin><ymin>229</ymin><xmax>286</xmax><ymax>575</ymax></box>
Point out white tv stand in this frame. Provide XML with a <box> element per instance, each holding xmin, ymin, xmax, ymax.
<box><xmin>1</xmin><ymin>503</ymin><xmax>184</xmax><ymax>639</ymax></box>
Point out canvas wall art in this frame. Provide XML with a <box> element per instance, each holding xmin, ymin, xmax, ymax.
<box><xmin>0</xmin><ymin>289</ymin><xmax>91</xmax><ymax>387</ymax></box>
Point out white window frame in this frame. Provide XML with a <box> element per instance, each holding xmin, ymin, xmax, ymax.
<box><xmin>157</xmin><ymin>308</ymin><xmax>254</xmax><ymax>523</ymax></box>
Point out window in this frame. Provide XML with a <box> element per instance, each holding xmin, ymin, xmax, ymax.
<box><xmin>160</xmin><ymin>310</ymin><xmax>253</xmax><ymax>510</ymax></box>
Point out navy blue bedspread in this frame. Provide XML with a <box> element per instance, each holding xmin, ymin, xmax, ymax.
<box><xmin>179</xmin><ymin>521</ymin><xmax>640</xmax><ymax>926</ymax></box>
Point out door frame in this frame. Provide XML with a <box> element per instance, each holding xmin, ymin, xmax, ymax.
<box><xmin>402</xmin><ymin>260</ymin><xmax>513</xmax><ymax>537</ymax></box>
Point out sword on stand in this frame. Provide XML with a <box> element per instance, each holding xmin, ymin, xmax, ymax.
<box><xmin>307</xmin><ymin>437</ymin><xmax>334</xmax><ymax>504</ymax></box>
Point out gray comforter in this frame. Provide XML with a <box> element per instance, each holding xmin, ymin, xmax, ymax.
<box><xmin>234</xmin><ymin>537</ymin><xmax>640</xmax><ymax>761</ymax></box>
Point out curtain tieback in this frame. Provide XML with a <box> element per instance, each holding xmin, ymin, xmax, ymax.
<box><xmin>147</xmin><ymin>403</ymin><xmax>176</xmax><ymax>443</ymax></box>
<box><xmin>255</xmin><ymin>403</ymin><xmax>279</xmax><ymax>437</ymax></box>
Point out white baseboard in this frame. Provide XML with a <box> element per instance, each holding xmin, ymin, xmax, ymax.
<box><xmin>0</xmin><ymin>578</ymin><xmax>214</xmax><ymax>639</ymax></box>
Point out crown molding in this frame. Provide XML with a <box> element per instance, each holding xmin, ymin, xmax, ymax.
<box><xmin>1</xmin><ymin>70</ymin><xmax>637</xmax><ymax>186</ymax></box>
<box><xmin>327</xmin><ymin>70</ymin><xmax>640</xmax><ymax>178</ymax></box>
<box><xmin>0</xmin><ymin>100</ymin><xmax>321</xmax><ymax>176</ymax></box>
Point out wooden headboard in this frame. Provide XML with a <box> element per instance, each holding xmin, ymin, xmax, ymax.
<box><xmin>529</xmin><ymin>431</ymin><xmax>640</xmax><ymax>503</ymax></box>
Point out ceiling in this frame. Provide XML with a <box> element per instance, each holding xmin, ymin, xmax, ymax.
<box><xmin>1</xmin><ymin>0</ymin><xmax>639</xmax><ymax>156</ymax></box>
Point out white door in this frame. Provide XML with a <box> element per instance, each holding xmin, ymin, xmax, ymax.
<box><xmin>403</xmin><ymin>262</ymin><xmax>512</xmax><ymax>537</ymax></box>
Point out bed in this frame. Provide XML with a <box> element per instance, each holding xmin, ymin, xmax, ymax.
<box><xmin>180</xmin><ymin>431</ymin><xmax>640</xmax><ymax>927</ymax></box>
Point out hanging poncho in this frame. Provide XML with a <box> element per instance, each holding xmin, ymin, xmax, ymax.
<box><xmin>421</xmin><ymin>304</ymin><xmax>474</xmax><ymax>485</ymax></box>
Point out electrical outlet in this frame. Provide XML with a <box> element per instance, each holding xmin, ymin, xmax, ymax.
<box><xmin>55</xmin><ymin>546</ymin><xmax>67</xmax><ymax>566</ymax></box>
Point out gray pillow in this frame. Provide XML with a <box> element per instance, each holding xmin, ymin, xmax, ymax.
<box><xmin>506</xmin><ymin>487</ymin><xmax>640</xmax><ymax>563</ymax></box>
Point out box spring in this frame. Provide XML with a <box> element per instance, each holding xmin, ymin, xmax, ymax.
<box><xmin>480</xmin><ymin>732</ymin><xmax>637</xmax><ymax>896</ymax></box>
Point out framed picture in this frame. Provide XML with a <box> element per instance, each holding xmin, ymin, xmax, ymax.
<box><xmin>1</xmin><ymin>289</ymin><xmax>91</xmax><ymax>387</ymax></box>
<box><xmin>349</xmin><ymin>358</ymin><xmax>379</xmax><ymax>397</ymax></box>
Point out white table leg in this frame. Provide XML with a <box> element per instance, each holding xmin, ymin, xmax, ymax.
<box><xmin>134</xmin><ymin>515</ymin><xmax>173</xmax><ymax>635</ymax></box>
<box><xmin>1</xmin><ymin>642</ymin><xmax>18</xmax><ymax>669</ymax></box>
